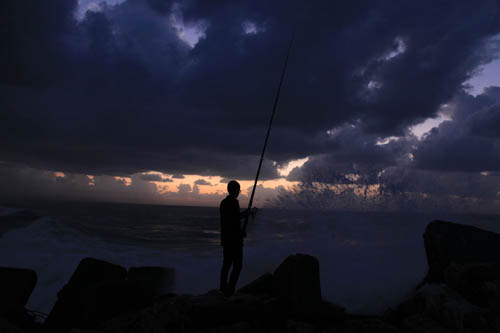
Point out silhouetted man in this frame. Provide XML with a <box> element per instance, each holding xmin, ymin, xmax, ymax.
<box><xmin>219</xmin><ymin>180</ymin><xmax>248</xmax><ymax>297</ymax></box>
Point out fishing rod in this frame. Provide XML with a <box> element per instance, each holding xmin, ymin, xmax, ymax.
<box><xmin>243</xmin><ymin>32</ymin><xmax>294</xmax><ymax>232</ymax></box>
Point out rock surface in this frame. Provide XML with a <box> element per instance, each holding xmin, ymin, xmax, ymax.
<box><xmin>0</xmin><ymin>267</ymin><xmax>37</xmax><ymax>309</ymax></box>
<box><xmin>44</xmin><ymin>259</ymin><xmax>177</xmax><ymax>333</ymax></box>
<box><xmin>0</xmin><ymin>317</ymin><xmax>25</xmax><ymax>333</ymax></box>
<box><xmin>444</xmin><ymin>262</ymin><xmax>500</xmax><ymax>312</ymax></box>
<box><xmin>423</xmin><ymin>220</ymin><xmax>500</xmax><ymax>283</ymax></box>
<box><xmin>273</xmin><ymin>253</ymin><xmax>322</xmax><ymax>316</ymax></box>
<box><xmin>44</xmin><ymin>258</ymin><xmax>127</xmax><ymax>332</ymax></box>
<box><xmin>393</xmin><ymin>284</ymin><xmax>489</xmax><ymax>333</ymax></box>
<box><xmin>0</xmin><ymin>267</ymin><xmax>37</xmax><ymax>332</ymax></box>
<box><xmin>238</xmin><ymin>272</ymin><xmax>274</xmax><ymax>297</ymax></box>
<box><xmin>127</xmin><ymin>266</ymin><xmax>175</xmax><ymax>297</ymax></box>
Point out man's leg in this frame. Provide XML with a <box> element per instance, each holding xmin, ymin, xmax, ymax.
<box><xmin>227</xmin><ymin>245</ymin><xmax>243</xmax><ymax>296</ymax></box>
<box><xmin>220</xmin><ymin>246</ymin><xmax>232</xmax><ymax>292</ymax></box>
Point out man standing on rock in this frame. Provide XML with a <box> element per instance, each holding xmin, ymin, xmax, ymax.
<box><xmin>219</xmin><ymin>180</ymin><xmax>248</xmax><ymax>297</ymax></box>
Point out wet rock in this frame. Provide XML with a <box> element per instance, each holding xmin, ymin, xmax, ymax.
<box><xmin>273</xmin><ymin>254</ymin><xmax>322</xmax><ymax>316</ymax></box>
<box><xmin>238</xmin><ymin>273</ymin><xmax>274</xmax><ymax>297</ymax></box>
<box><xmin>423</xmin><ymin>221</ymin><xmax>500</xmax><ymax>283</ymax></box>
<box><xmin>44</xmin><ymin>258</ymin><xmax>127</xmax><ymax>333</ymax></box>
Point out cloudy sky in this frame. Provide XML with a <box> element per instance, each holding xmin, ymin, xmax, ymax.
<box><xmin>2</xmin><ymin>0</ymin><xmax>500</xmax><ymax>210</ymax></box>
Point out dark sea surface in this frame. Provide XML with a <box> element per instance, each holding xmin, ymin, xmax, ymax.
<box><xmin>1</xmin><ymin>200</ymin><xmax>500</xmax><ymax>316</ymax></box>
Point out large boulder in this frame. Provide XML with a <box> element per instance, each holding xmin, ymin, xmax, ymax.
<box><xmin>0</xmin><ymin>317</ymin><xmax>25</xmax><ymax>333</ymax></box>
<box><xmin>100</xmin><ymin>291</ymin><xmax>284</xmax><ymax>333</ymax></box>
<box><xmin>190</xmin><ymin>290</ymin><xmax>275</xmax><ymax>329</ymax></box>
<box><xmin>76</xmin><ymin>267</ymin><xmax>175</xmax><ymax>328</ymax></box>
<box><xmin>342</xmin><ymin>316</ymin><xmax>400</xmax><ymax>333</ymax></box>
<box><xmin>44</xmin><ymin>258</ymin><xmax>127</xmax><ymax>333</ymax></box>
<box><xmin>100</xmin><ymin>294</ymin><xmax>194</xmax><ymax>333</ymax></box>
<box><xmin>0</xmin><ymin>267</ymin><xmax>37</xmax><ymax>332</ymax></box>
<box><xmin>273</xmin><ymin>253</ymin><xmax>322</xmax><ymax>316</ymax></box>
<box><xmin>400</xmin><ymin>314</ymin><xmax>450</xmax><ymax>333</ymax></box>
<box><xmin>423</xmin><ymin>221</ymin><xmax>500</xmax><ymax>283</ymax></box>
<box><xmin>392</xmin><ymin>284</ymin><xmax>490</xmax><ymax>333</ymax></box>
<box><xmin>238</xmin><ymin>273</ymin><xmax>274</xmax><ymax>297</ymax></box>
<box><xmin>0</xmin><ymin>267</ymin><xmax>37</xmax><ymax>309</ymax></box>
<box><xmin>444</xmin><ymin>262</ymin><xmax>500</xmax><ymax>311</ymax></box>
<box><xmin>127</xmin><ymin>266</ymin><xmax>175</xmax><ymax>298</ymax></box>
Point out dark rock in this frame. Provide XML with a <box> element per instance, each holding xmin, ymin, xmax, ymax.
<box><xmin>286</xmin><ymin>319</ymin><xmax>315</xmax><ymax>333</ymax></box>
<box><xmin>444</xmin><ymin>262</ymin><xmax>500</xmax><ymax>311</ymax></box>
<box><xmin>72</xmin><ymin>266</ymin><xmax>176</xmax><ymax>329</ymax></box>
<box><xmin>0</xmin><ymin>267</ymin><xmax>37</xmax><ymax>332</ymax></box>
<box><xmin>393</xmin><ymin>284</ymin><xmax>489</xmax><ymax>333</ymax></box>
<box><xmin>0</xmin><ymin>267</ymin><xmax>37</xmax><ymax>309</ymax></box>
<box><xmin>313</xmin><ymin>301</ymin><xmax>346</xmax><ymax>326</ymax></box>
<box><xmin>44</xmin><ymin>258</ymin><xmax>127</xmax><ymax>333</ymax></box>
<box><xmin>77</xmin><ymin>280</ymin><xmax>154</xmax><ymax>329</ymax></box>
<box><xmin>0</xmin><ymin>317</ymin><xmax>24</xmax><ymax>333</ymax></box>
<box><xmin>196</xmin><ymin>321</ymin><xmax>253</xmax><ymax>333</ymax></box>
<box><xmin>100</xmin><ymin>290</ymin><xmax>286</xmax><ymax>333</ymax></box>
<box><xmin>127</xmin><ymin>266</ymin><xmax>175</xmax><ymax>297</ymax></box>
<box><xmin>401</xmin><ymin>314</ymin><xmax>450</xmax><ymax>333</ymax></box>
<box><xmin>100</xmin><ymin>294</ymin><xmax>194</xmax><ymax>333</ymax></box>
<box><xmin>273</xmin><ymin>254</ymin><xmax>322</xmax><ymax>316</ymax></box>
<box><xmin>238</xmin><ymin>273</ymin><xmax>274</xmax><ymax>297</ymax></box>
<box><xmin>342</xmin><ymin>316</ymin><xmax>400</xmax><ymax>333</ymax></box>
<box><xmin>190</xmin><ymin>290</ymin><xmax>276</xmax><ymax>329</ymax></box>
<box><xmin>423</xmin><ymin>221</ymin><xmax>500</xmax><ymax>283</ymax></box>
<box><xmin>0</xmin><ymin>308</ymin><xmax>37</xmax><ymax>333</ymax></box>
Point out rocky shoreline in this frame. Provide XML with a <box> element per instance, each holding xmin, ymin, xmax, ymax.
<box><xmin>1</xmin><ymin>219</ymin><xmax>500</xmax><ymax>332</ymax></box>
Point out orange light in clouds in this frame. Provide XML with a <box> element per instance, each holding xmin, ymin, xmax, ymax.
<box><xmin>54</xmin><ymin>172</ymin><xmax>65</xmax><ymax>178</ymax></box>
<box><xmin>140</xmin><ymin>171</ymin><xmax>299</xmax><ymax>196</ymax></box>
<box><xmin>114</xmin><ymin>176</ymin><xmax>132</xmax><ymax>186</ymax></box>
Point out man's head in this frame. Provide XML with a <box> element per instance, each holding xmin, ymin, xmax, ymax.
<box><xmin>227</xmin><ymin>180</ymin><xmax>240</xmax><ymax>197</ymax></box>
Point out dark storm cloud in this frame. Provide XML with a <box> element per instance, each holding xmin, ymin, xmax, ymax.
<box><xmin>139</xmin><ymin>173</ymin><xmax>173</xmax><ymax>182</ymax></box>
<box><xmin>194</xmin><ymin>179</ymin><xmax>212</xmax><ymax>186</ymax></box>
<box><xmin>287</xmin><ymin>123</ymin><xmax>416</xmax><ymax>183</ymax></box>
<box><xmin>414</xmin><ymin>88</ymin><xmax>500</xmax><ymax>172</ymax></box>
<box><xmin>172</xmin><ymin>174</ymin><xmax>185</xmax><ymax>179</ymax></box>
<box><xmin>1</xmin><ymin>0</ymin><xmax>500</xmax><ymax>180</ymax></box>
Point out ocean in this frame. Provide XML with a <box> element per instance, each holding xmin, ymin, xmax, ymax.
<box><xmin>1</xmin><ymin>200</ymin><xmax>500</xmax><ymax>317</ymax></box>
